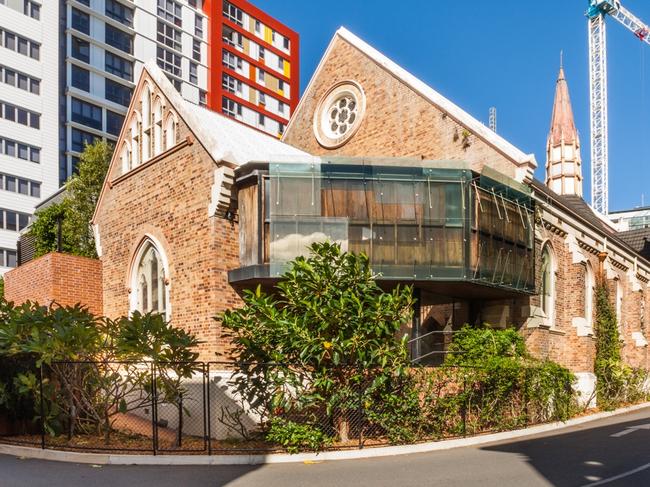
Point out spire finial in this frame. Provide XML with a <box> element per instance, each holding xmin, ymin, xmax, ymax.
<box><xmin>560</xmin><ymin>50</ymin><xmax>563</xmax><ymax>69</ymax></box>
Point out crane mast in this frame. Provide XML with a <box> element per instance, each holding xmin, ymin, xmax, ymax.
<box><xmin>587</xmin><ymin>0</ymin><xmax>650</xmax><ymax>215</ymax></box>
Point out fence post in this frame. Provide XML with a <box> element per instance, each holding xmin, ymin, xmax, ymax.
<box><xmin>201</xmin><ymin>362</ymin><xmax>207</xmax><ymax>453</ymax></box>
<box><xmin>39</xmin><ymin>363</ymin><xmax>45</xmax><ymax>450</ymax></box>
<box><xmin>523</xmin><ymin>367</ymin><xmax>529</xmax><ymax>425</ymax></box>
<box><xmin>461</xmin><ymin>371</ymin><xmax>467</xmax><ymax>437</ymax></box>
<box><xmin>206</xmin><ymin>362</ymin><xmax>212</xmax><ymax>455</ymax></box>
<box><xmin>151</xmin><ymin>362</ymin><xmax>157</xmax><ymax>456</ymax></box>
<box><xmin>357</xmin><ymin>365</ymin><xmax>363</xmax><ymax>450</ymax></box>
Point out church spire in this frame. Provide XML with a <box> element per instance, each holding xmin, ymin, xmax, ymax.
<box><xmin>546</xmin><ymin>60</ymin><xmax>582</xmax><ymax>197</ymax></box>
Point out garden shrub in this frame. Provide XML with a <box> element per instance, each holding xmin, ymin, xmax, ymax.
<box><xmin>266</xmin><ymin>418</ymin><xmax>333</xmax><ymax>454</ymax></box>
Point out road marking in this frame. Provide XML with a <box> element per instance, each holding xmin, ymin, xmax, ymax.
<box><xmin>584</xmin><ymin>461</ymin><xmax>604</xmax><ymax>466</ymax></box>
<box><xmin>610</xmin><ymin>423</ymin><xmax>650</xmax><ymax>437</ymax></box>
<box><xmin>581</xmin><ymin>462</ymin><xmax>650</xmax><ymax>486</ymax></box>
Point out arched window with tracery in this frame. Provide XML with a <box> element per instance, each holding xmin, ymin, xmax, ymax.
<box><xmin>164</xmin><ymin>113</ymin><xmax>177</xmax><ymax>151</ymax></box>
<box><xmin>131</xmin><ymin>240</ymin><xmax>168</xmax><ymax>317</ymax></box>
<box><xmin>153</xmin><ymin>97</ymin><xmax>163</xmax><ymax>156</ymax></box>
<box><xmin>540</xmin><ymin>243</ymin><xmax>556</xmax><ymax>326</ymax></box>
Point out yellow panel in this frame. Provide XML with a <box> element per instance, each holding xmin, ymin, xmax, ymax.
<box><xmin>277</xmin><ymin>89</ymin><xmax>284</xmax><ymax>97</ymax></box>
<box><xmin>243</xmin><ymin>37</ymin><xmax>250</xmax><ymax>55</ymax></box>
<box><xmin>264</xmin><ymin>26</ymin><xmax>272</xmax><ymax>44</ymax></box>
<box><xmin>283</xmin><ymin>60</ymin><xmax>291</xmax><ymax>78</ymax></box>
<box><xmin>249</xmin><ymin>17</ymin><xmax>255</xmax><ymax>32</ymax></box>
<box><xmin>266</xmin><ymin>75</ymin><xmax>278</xmax><ymax>91</ymax></box>
<box><xmin>249</xmin><ymin>88</ymin><xmax>256</xmax><ymax>104</ymax></box>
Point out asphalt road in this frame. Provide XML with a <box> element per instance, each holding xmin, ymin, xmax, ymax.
<box><xmin>4</xmin><ymin>407</ymin><xmax>650</xmax><ymax>487</ymax></box>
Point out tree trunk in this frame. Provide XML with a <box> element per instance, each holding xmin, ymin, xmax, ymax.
<box><xmin>175</xmin><ymin>396</ymin><xmax>183</xmax><ymax>448</ymax></box>
<box><xmin>335</xmin><ymin>410</ymin><xmax>350</xmax><ymax>443</ymax></box>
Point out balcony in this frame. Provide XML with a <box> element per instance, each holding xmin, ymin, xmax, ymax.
<box><xmin>230</xmin><ymin>158</ymin><xmax>535</xmax><ymax>299</ymax></box>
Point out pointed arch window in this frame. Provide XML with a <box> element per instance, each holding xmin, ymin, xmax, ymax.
<box><xmin>540</xmin><ymin>244</ymin><xmax>556</xmax><ymax>326</ymax></box>
<box><xmin>129</xmin><ymin>113</ymin><xmax>140</xmax><ymax>169</ymax></box>
<box><xmin>153</xmin><ymin>97</ymin><xmax>163</xmax><ymax>156</ymax></box>
<box><xmin>131</xmin><ymin>240</ymin><xmax>168</xmax><ymax>317</ymax></box>
<box><xmin>164</xmin><ymin>113</ymin><xmax>177</xmax><ymax>150</ymax></box>
<box><xmin>141</xmin><ymin>85</ymin><xmax>152</xmax><ymax>162</ymax></box>
<box><xmin>120</xmin><ymin>141</ymin><xmax>131</xmax><ymax>173</ymax></box>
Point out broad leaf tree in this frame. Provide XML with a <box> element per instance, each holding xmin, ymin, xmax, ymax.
<box><xmin>220</xmin><ymin>242</ymin><xmax>414</xmax><ymax>442</ymax></box>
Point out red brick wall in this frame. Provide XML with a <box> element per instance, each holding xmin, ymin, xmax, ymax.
<box><xmin>283</xmin><ymin>36</ymin><xmax>528</xmax><ymax>181</ymax></box>
<box><xmin>94</xmin><ymin>74</ymin><xmax>242</xmax><ymax>361</ymax></box>
<box><xmin>4</xmin><ymin>252</ymin><xmax>103</xmax><ymax>316</ymax></box>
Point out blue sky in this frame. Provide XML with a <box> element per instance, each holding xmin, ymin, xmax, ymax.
<box><xmin>257</xmin><ymin>0</ymin><xmax>650</xmax><ymax>212</ymax></box>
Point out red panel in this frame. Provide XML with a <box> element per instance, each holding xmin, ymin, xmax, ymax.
<box><xmin>206</xmin><ymin>0</ymin><xmax>300</xmax><ymax>118</ymax></box>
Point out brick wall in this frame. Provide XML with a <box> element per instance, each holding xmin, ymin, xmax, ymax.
<box><xmin>94</xmin><ymin>74</ymin><xmax>242</xmax><ymax>362</ymax></box>
<box><xmin>283</xmin><ymin>37</ymin><xmax>527</xmax><ymax>181</ymax></box>
<box><xmin>4</xmin><ymin>252</ymin><xmax>103</xmax><ymax>316</ymax></box>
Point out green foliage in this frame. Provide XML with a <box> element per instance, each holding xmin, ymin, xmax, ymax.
<box><xmin>0</xmin><ymin>300</ymin><xmax>200</xmax><ymax>443</ymax></box>
<box><xmin>220</xmin><ymin>242</ymin><xmax>414</xmax><ymax>444</ymax></box>
<box><xmin>30</xmin><ymin>140</ymin><xmax>112</xmax><ymax>258</ymax></box>
<box><xmin>445</xmin><ymin>326</ymin><xmax>527</xmax><ymax>365</ymax></box>
<box><xmin>266</xmin><ymin>418</ymin><xmax>333</xmax><ymax>454</ymax></box>
<box><xmin>592</xmin><ymin>283</ymin><xmax>648</xmax><ymax>410</ymax></box>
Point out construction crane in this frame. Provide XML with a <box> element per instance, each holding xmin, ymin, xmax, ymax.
<box><xmin>489</xmin><ymin>107</ymin><xmax>497</xmax><ymax>133</ymax></box>
<box><xmin>587</xmin><ymin>0</ymin><xmax>650</xmax><ymax>215</ymax></box>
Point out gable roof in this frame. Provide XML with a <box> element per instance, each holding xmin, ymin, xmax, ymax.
<box><xmin>92</xmin><ymin>62</ymin><xmax>310</xmax><ymax>224</ymax></box>
<box><xmin>617</xmin><ymin>228</ymin><xmax>650</xmax><ymax>261</ymax></box>
<box><xmin>143</xmin><ymin>61</ymin><xmax>310</xmax><ymax>166</ymax></box>
<box><xmin>287</xmin><ymin>27</ymin><xmax>537</xmax><ymax>173</ymax></box>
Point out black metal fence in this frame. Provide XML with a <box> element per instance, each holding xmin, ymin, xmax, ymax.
<box><xmin>0</xmin><ymin>361</ymin><xmax>574</xmax><ymax>455</ymax></box>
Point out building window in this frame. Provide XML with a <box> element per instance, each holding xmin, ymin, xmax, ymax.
<box><xmin>105</xmin><ymin>0</ymin><xmax>133</xmax><ymax>27</ymax></box>
<box><xmin>71</xmin><ymin>97</ymin><xmax>102</xmax><ymax>130</ymax></box>
<box><xmin>222</xmin><ymin>51</ymin><xmax>241</xmax><ymax>71</ymax></box>
<box><xmin>221</xmin><ymin>73</ymin><xmax>240</xmax><ymax>94</ymax></box>
<box><xmin>258</xmin><ymin>69</ymin><xmax>265</xmax><ymax>83</ymax></box>
<box><xmin>152</xmin><ymin>98</ymin><xmax>163</xmax><ymax>156</ymax></box>
<box><xmin>105</xmin><ymin>79</ymin><xmax>132</xmax><ymax>107</ymax></box>
<box><xmin>278</xmin><ymin>101</ymin><xmax>285</xmax><ymax>115</ymax></box>
<box><xmin>71</xmin><ymin>128</ymin><xmax>97</xmax><ymax>152</ymax></box>
<box><xmin>129</xmin><ymin>114</ymin><xmax>139</xmax><ymax>168</ymax></box>
<box><xmin>105</xmin><ymin>52</ymin><xmax>133</xmax><ymax>81</ymax></box>
<box><xmin>540</xmin><ymin>244</ymin><xmax>556</xmax><ymax>326</ymax></box>
<box><xmin>194</xmin><ymin>14</ymin><xmax>203</xmax><ymax>38</ymax></box>
<box><xmin>255</xmin><ymin>20</ymin><xmax>261</xmax><ymax>33</ymax></box>
<box><xmin>157</xmin><ymin>21</ymin><xmax>181</xmax><ymax>52</ymax></box>
<box><xmin>71</xmin><ymin>65</ymin><xmax>90</xmax><ymax>92</ymax></box>
<box><xmin>314</xmin><ymin>81</ymin><xmax>366</xmax><ymax>148</ymax></box>
<box><xmin>106</xmin><ymin>110</ymin><xmax>125</xmax><ymax>136</ymax></box>
<box><xmin>279</xmin><ymin>123</ymin><xmax>285</xmax><ymax>136</ymax></box>
<box><xmin>222</xmin><ymin>0</ymin><xmax>243</xmax><ymax>26</ymax></box>
<box><xmin>585</xmin><ymin>262</ymin><xmax>594</xmax><ymax>328</ymax></box>
<box><xmin>189</xmin><ymin>62</ymin><xmax>198</xmax><ymax>84</ymax></box>
<box><xmin>259</xmin><ymin>46</ymin><xmax>265</xmax><ymax>60</ymax></box>
<box><xmin>259</xmin><ymin>92</ymin><xmax>265</xmax><ymax>105</ymax></box>
<box><xmin>258</xmin><ymin>113</ymin><xmax>265</xmax><ymax>127</ymax></box>
<box><xmin>192</xmin><ymin>38</ymin><xmax>201</xmax><ymax>61</ymax></box>
<box><xmin>105</xmin><ymin>24</ymin><xmax>133</xmax><ymax>54</ymax></box>
<box><xmin>221</xmin><ymin>97</ymin><xmax>241</xmax><ymax>118</ymax></box>
<box><xmin>0</xmin><ymin>64</ymin><xmax>40</xmax><ymax>94</ymax></box>
<box><xmin>119</xmin><ymin>141</ymin><xmax>131</xmax><ymax>173</ymax></box>
<box><xmin>157</xmin><ymin>0</ymin><xmax>182</xmax><ymax>27</ymax></box>
<box><xmin>132</xmin><ymin>240</ymin><xmax>169</xmax><ymax>317</ymax></box>
<box><xmin>71</xmin><ymin>8</ymin><xmax>90</xmax><ymax>35</ymax></box>
<box><xmin>1</xmin><ymin>28</ymin><xmax>39</xmax><ymax>60</ymax></box>
<box><xmin>1</xmin><ymin>101</ymin><xmax>39</xmax><ymax>128</ymax></box>
<box><xmin>0</xmin><ymin>209</ymin><xmax>30</xmax><ymax>232</ymax></box>
<box><xmin>199</xmin><ymin>89</ymin><xmax>207</xmax><ymax>107</ymax></box>
<box><xmin>157</xmin><ymin>47</ymin><xmax>182</xmax><ymax>78</ymax></box>
<box><xmin>71</xmin><ymin>36</ymin><xmax>90</xmax><ymax>63</ymax></box>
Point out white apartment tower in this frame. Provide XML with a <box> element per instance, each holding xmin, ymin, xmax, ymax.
<box><xmin>0</xmin><ymin>0</ymin><xmax>209</xmax><ymax>273</ymax></box>
<box><xmin>0</xmin><ymin>0</ymin><xmax>59</xmax><ymax>271</ymax></box>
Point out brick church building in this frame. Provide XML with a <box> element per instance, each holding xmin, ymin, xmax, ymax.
<box><xmin>13</xmin><ymin>27</ymin><xmax>649</xmax><ymax>401</ymax></box>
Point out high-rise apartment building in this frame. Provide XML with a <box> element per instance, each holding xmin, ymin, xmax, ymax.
<box><xmin>206</xmin><ymin>0</ymin><xmax>299</xmax><ymax>138</ymax></box>
<box><xmin>63</xmin><ymin>0</ymin><xmax>209</xmax><ymax>180</ymax></box>
<box><xmin>0</xmin><ymin>0</ymin><xmax>59</xmax><ymax>271</ymax></box>
<box><xmin>0</xmin><ymin>0</ymin><xmax>297</xmax><ymax>274</ymax></box>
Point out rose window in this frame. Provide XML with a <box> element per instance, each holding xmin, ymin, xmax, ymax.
<box><xmin>313</xmin><ymin>81</ymin><xmax>365</xmax><ymax>148</ymax></box>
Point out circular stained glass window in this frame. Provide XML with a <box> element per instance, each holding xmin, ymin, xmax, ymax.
<box><xmin>313</xmin><ymin>81</ymin><xmax>366</xmax><ymax>148</ymax></box>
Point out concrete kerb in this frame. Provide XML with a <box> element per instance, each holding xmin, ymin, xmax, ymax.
<box><xmin>1</xmin><ymin>402</ymin><xmax>649</xmax><ymax>466</ymax></box>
